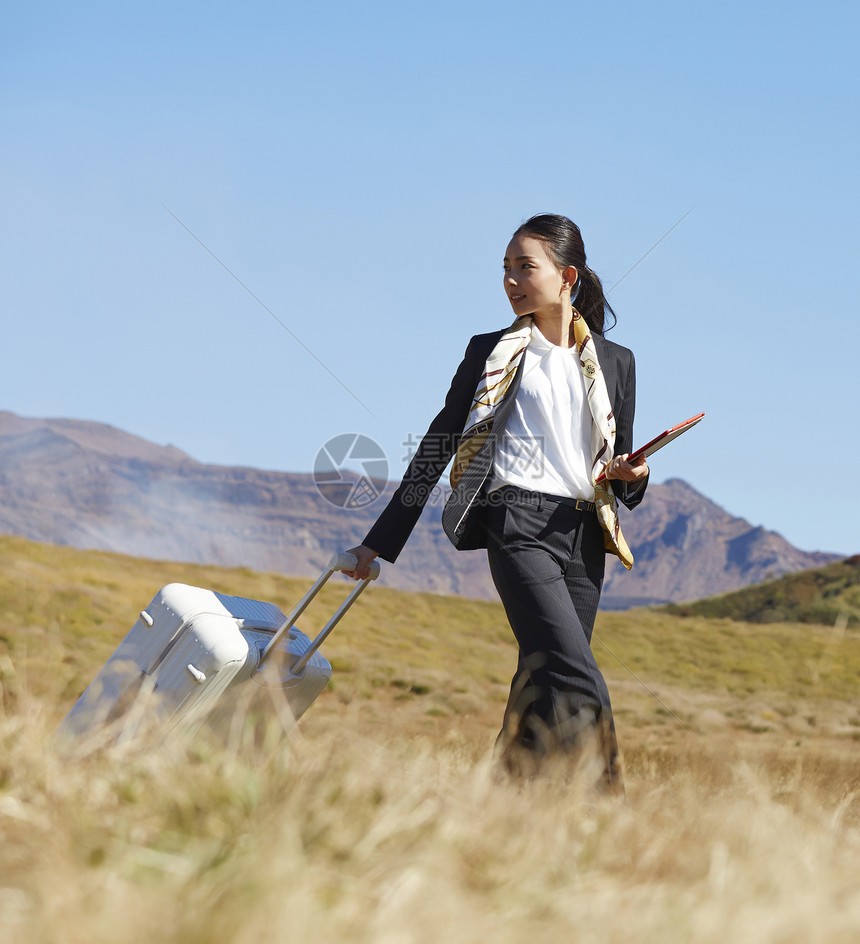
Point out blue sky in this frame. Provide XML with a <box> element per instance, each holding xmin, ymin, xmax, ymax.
<box><xmin>2</xmin><ymin>1</ymin><xmax>858</xmax><ymax>555</ymax></box>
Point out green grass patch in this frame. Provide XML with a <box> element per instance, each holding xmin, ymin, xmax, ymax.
<box><xmin>660</xmin><ymin>556</ymin><xmax>860</xmax><ymax>627</ymax></box>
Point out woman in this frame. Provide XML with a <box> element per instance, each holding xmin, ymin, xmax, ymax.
<box><xmin>346</xmin><ymin>214</ymin><xmax>649</xmax><ymax>788</ymax></box>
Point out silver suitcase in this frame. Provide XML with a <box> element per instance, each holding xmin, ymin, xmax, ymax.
<box><xmin>58</xmin><ymin>551</ymin><xmax>379</xmax><ymax>745</ymax></box>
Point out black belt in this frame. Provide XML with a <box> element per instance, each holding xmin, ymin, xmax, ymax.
<box><xmin>494</xmin><ymin>485</ymin><xmax>596</xmax><ymax>513</ymax></box>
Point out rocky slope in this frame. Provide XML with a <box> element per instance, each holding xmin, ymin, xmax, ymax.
<box><xmin>0</xmin><ymin>411</ymin><xmax>841</xmax><ymax>606</ymax></box>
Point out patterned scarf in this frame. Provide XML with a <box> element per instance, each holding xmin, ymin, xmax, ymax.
<box><xmin>450</xmin><ymin>311</ymin><xmax>634</xmax><ymax>570</ymax></box>
<box><xmin>449</xmin><ymin>315</ymin><xmax>532</xmax><ymax>490</ymax></box>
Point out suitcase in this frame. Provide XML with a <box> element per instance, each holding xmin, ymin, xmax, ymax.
<box><xmin>57</xmin><ymin>551</ymin><xmax>380</xmax><ymax>745</ymax></box>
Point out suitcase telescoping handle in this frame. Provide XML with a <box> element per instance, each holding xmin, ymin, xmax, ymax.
<box><xmin>259</xmin><ymin>551</ymin><xmax>380</xmax><ymax>672</ymax></box>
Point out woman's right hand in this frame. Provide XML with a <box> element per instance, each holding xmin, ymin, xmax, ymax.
<box><xmin>342</xmin><ymin>544</ymin><xmax>379</xmax><ymax>580</ymax></box>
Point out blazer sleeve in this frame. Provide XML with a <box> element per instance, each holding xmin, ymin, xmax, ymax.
<box><xmin>362</xmin><ymin>336</ymin><xmax>482</xmax><ymax>563</ymax></box>
<box><xmin>609</xmin><ymin>346</ymin><xmax>649</xmax><ymax>510</ymax></box>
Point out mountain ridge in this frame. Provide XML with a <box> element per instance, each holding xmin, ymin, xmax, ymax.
<box><xmin>0</xmin><ymin>411</ymin><xmax>842</xmax><ymax>606</ymax></box>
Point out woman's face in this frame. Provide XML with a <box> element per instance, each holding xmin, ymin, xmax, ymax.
<box><xmin>503</xmin><ymin>234</ymin><xmax>575</xmax><ymax>318</ymax></box>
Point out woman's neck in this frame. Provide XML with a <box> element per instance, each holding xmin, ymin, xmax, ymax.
<box><xmin>532</xmin><ymin>303</ymin><xmax>574</xmax><ymax>348</ymax></box>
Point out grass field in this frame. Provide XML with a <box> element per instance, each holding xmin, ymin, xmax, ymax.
<box><xmin>1</xmin><ymin>535</ymin><xmax>859</xmax><ymax>942</ymax></box>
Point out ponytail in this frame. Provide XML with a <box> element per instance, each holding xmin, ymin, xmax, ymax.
<box><xmin>576</xmin><ymin>265</ymin><xmax>616</xmax><ymax>336</ymax></box>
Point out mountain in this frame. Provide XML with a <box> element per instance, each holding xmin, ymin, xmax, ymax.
<box><xmin>599</xmin><ymin>477</ymin><xmax>841</xmax><ymax>608</ymax></box>
<box><xmin>0</xmin><ymin>411</ymin><xmax>842</xmax><ymax>607</ymax></box>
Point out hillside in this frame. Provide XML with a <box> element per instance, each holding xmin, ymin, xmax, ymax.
<box><xmin>2</xmin><ymin>534</ymin><xmax>859</xmax><ymax>746</ymax></box>
<box><xmin>661</xmin><ymin>555</ymin><xmax>860</xmax><ymax>626</ymax></box>
<box><xmin>0</xmin><ymin>411</ymin><xmax>842</xmax><ymax>608</ymax></box>
<box><xmin>2</xmin><ymin>534</ymin><xmax>860</xmax><ymax>944</ymax></box>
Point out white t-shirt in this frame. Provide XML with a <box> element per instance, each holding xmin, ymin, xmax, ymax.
<box><xmin>489</xmin><ymin>323</ymin><xmax>595</xmax><ymax>501</ymax></box>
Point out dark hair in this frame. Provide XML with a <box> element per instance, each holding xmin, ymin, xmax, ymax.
<box><xmin>512</xmin><ymin>213</ymin><xmax>616</xmax><ymax>335</ymax></box>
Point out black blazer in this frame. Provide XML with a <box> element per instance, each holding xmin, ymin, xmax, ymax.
<box><xmin>364</xmin><ymin>328</ymin><xmax>648</xmax><ymax>563</ymax></box>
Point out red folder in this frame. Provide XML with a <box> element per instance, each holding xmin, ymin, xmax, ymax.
<box><xmin>596</xmin><ymin>412</ymin><xmax>705</xmax><ymax>483</ymax></box>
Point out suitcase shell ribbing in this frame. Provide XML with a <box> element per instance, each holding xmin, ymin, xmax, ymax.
<box><xmin>58</xmin><ymin>583</ymin><xmax>333</xmax><ymax>742</ymax></box>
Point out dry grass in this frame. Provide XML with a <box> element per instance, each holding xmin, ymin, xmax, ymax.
<box><xmin>2</xmin><ymin>696</ymin><xmax>860</xmax><ymax>943</ymax></box>
<box><xmin>2</xmin><ymin>535</ymin><xmax>860</xmax><ymax>942</ymax></box>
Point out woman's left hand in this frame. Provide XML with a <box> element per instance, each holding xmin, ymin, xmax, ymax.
<box><xmin>605</xmin><ymin>453</ymin><xmax>649</xmax><ymax>482</ymax></box>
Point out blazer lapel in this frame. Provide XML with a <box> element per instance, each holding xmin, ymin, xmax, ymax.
<box><xmin>593</xmin><ymin>334</ymin><xmax>620</xmax><ymax>415</ymax></box>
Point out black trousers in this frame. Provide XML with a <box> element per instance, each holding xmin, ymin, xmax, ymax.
<box><xmin>485</xmin><ymin>486</ymin><xmax>620</xmax><ymax>781</ymax></box>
